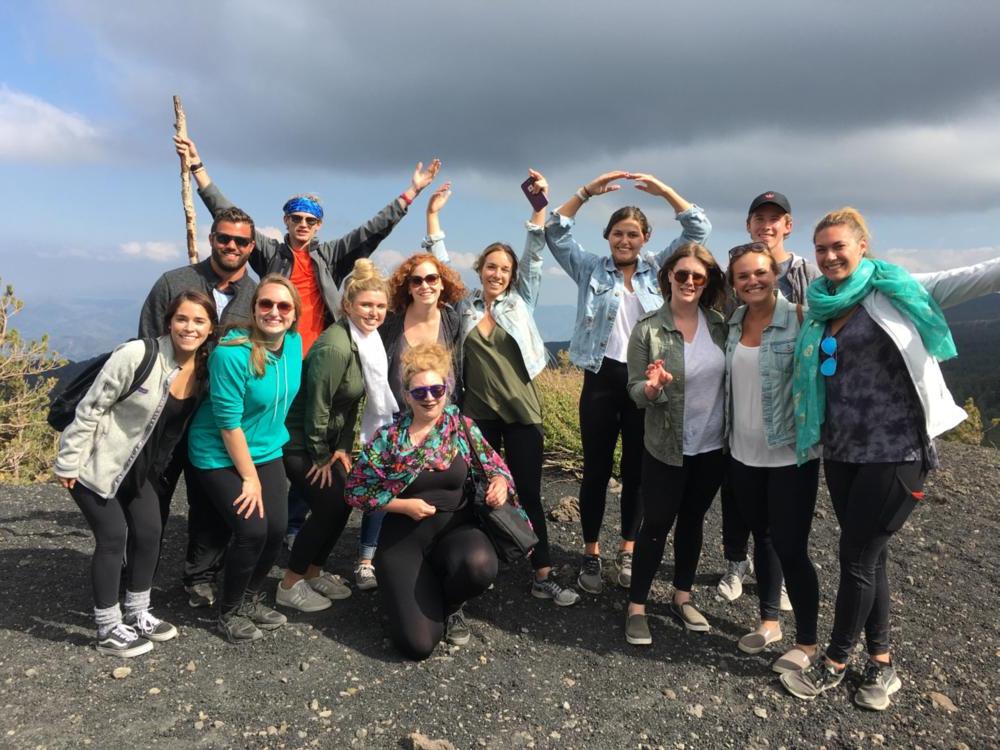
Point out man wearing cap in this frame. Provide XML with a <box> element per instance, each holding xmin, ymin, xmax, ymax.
<box><xmin>717</xmin><ymin>191</ymin><xmax>821</xmax><ymax>603</ymax></box>
<box><xmin>174</xmin><ymin>134</ymin><xmax>440</xmax><ymax>354</ymax></box>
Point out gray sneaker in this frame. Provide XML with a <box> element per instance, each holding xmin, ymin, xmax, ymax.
<box><xmin>355</xmin><ymin>563</ymin><xmax>378</xmax><ymax>591</ymax></box>
<box><xmin>275</xmin><ymin>579</ymin><xmax>332</xmax><ymax>612</ymax></box>
<box><xmin>445</xmin><ymin>609</ymin><xmax>471</xmax><ymax>646</ymax></box>
<box><xmin>307</xmin><ymin>571</ymin><xmax>352</xmax><ymax>600</ymax></box>
<box><xmin>531</xmin><ymin>576</ymin><xmax>580</xmax><ymax>606</ymax></box>
<box><xmin>615</xmin><ymin>551</ymin><xmax>633</xmax><ymax>589</ymax></box>
<box><xmin>854</xmin><ymin>660</ymin><xmax>902</xmax><ymax>711</ymax></box>
<box><xmin>625</xmin><ymin>613</ymin><xmax>652</xmax><ymax>646</ymax></box>
<box><xmin>577</xmin><ymin>554</ymin><xmax>603</xmax><ymax>594</ymax></box>
<box><xmin>241</xmin><ymin>592</ymin><xmax>288</xmax><ymax>630</ymax></box>
<box><xmin>718</xmin><ymin>558</ymin><xmax>753</xmax><ymax>601</ymax></box>
<box><xmin>780</xmin><ymin>657</ymin><xmax>846</xmax><ymax>700</ymax></box>
<box><xmin>185</xmin><ymin>583</ymin><xmax>216</xmax><ymax>608</ymax></box>
<box><xmin>669</xmin><ymin>599</ymin><xmax>711</xmax><ymax>632</ymax></box>
<box><xmin>218</xmin><ymin>612</ymin><xmax>263</xmax><ymax>644</ymax></box>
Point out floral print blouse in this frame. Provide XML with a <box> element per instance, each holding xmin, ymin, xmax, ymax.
<box><xmin>345</xmin><ymin>405</ymin><xmax>516</xmax><ymax>511</ymax></box>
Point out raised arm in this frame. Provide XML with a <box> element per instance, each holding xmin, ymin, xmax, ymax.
<box><xmin>912</xmin><ymin>255</ymin><xmax>1000</xmax><ymax>310</ymax></box>
<box><xmin>423</xmin><ymin>182</ymin><xmax>453</xmax><ymax>262</ymax></box>
<box><xmin>516</xmin><ymin>169</ymin><xmax>548</xmax><ymax>309</ymax></box>
<box><xmin>627</xmin><ymin>173</ymin><xmax>712</xmax><ymax>265</ymax></box>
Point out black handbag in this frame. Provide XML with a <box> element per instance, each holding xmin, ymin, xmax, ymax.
<box><xmin>460</xmin><ymin>420</ymin><xmax>538</xmax><ymax>564</ymax></box>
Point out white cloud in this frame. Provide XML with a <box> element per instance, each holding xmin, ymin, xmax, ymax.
<box><xmin>119</xmin><ymin>241</ymin><xmax>183</xmax><ymax>262</ymax></box>
<box><xmin>258</xmin><ymin>225</ymin><xmax>283</xmax><ymax>241</ymax></box>
<box><xmin>0</xmin><ymin>85</ymin><xmax>103</xmax><ymax>163</ymax></box>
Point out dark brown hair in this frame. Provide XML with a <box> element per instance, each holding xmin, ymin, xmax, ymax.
<box><xmin>473</xmin><ymin>243</ymin><xmax>519</xmax><ymax>291</ymax></box>
<box><xmin>163</xmin><ymin>290</ymin><xmax>218</xmax><ymax>384</ymax></box>
<box><xmin>210</xmin><ymin>206</ymin><xmax>255</xmax><ymax>238</ymax></box>
<box><xmin>603</xmin><ymin>206</ymin><xmax>651</xmax><ymax>239</ymax></box>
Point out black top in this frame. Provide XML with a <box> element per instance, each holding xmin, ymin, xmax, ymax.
<box><xmin>822</xmin><ymin>307</ymin><xmax>937</xmax><ymax>466</ymax></box>
<box><xmin>118</xmin><ymin>394</ymin><xmax>197</xmax><ymax>502</ymax></box>
<box><xmin>380</xmin><ymin>307</ymin><xmax>464</xmax><ymax>409</ymax></box>
<box><xmin>399</xmin><ymin>456</ymin><xmax>469</xmax><ymax>512</ymax></box>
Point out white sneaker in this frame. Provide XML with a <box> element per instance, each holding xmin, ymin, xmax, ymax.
<box><xmin>275</xmin><ymin>579</ymin><xmax>332</xmax><ymax>612</ymax></box>
<box><xmin>779</xmin><ymin>580</ymin><xmax>793</xmax><ymax>612</ymax></box>
<box><xmin>355</xmin><ymin>563</ymin><xmax>378</xmax><ymax>591</ymax></box>
<box><xmin>307</xmin><ymin>571</ymin><xmax>352</xmax><ymax>600</ymax></box>
<box><xmin>718</xmin><ymin>558</ymin><xmax>753</xmax><ymax>602</ymax></box>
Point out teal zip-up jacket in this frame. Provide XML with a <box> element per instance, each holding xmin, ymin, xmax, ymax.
<box><xmin>188</xmin><ymin>329</ymin><xmax>302</xmax><ymax>469</ymax></box>
<box><xmin>626</xmin><ymin>304</ymin><xmax>727</xmax><ymax>467</ymax></box>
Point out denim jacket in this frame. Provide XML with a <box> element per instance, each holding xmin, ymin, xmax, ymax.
<box><xmin>724</xmin><ymin>294</ymin><xmax>802</xmax><ymax>450</ymax></box>
<box><xmin>423</xmin><ymin>222</ymin><xmax>549</xmax><ymax>380</ymax></box>
<box><xmin>626</xmin><ymin>304</ymin><xmax>727</xmax><ymax>467</ymax></box>
<box><xmin>544</xmin><ymin>205</ymin><xmax>712</xmax><ymax>373</ymax></box>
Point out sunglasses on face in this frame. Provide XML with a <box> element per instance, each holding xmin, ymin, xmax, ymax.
<box><xmin>409</xmin><ymin>273</ymin><xmax>441</xmax><ymax>288</ymax></box>
<box><xmin>408</xmin><ymin>384</ymin><xmax>447</xmax><ymax>401</ymax></box>
<box><xmin>672</xmin><ymin>269</ymin><xmax>708</xmax><ymax>287</ymax></box>
<box><xmin>820</xmin><ymin>336</ymin><xmax>838</xmax><ymax>376</ymax></box>
<box><xmin>213</xmin><ymin>232</ymin><xmax>253</xmax><ymax>248</ymax></box>
<box><xmin>728</xmin><ymin>242</ymin><xmax>768</xmax><ymax>260</ymax></box>
<box><xmin>257</xmin><ymin>298</ymin><xmax>294</xmax><ymax>314</ymax></box>
<box><xmin>287</xmin><ymin>214</ymin><xmax>320</xmax><ymax>227</ymax></box>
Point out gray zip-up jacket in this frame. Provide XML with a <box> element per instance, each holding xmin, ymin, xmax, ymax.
<box><xmin>198</xmin><ymin>182</ymin><xmax>408</xmax><ymax>322</ymax></box>
<box><xmin>54</xmin><ymin>335</ymin><xmax>183</xmax><ymax>499</ymax></box>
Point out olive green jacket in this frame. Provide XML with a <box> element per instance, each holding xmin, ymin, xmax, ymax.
<box><xmin>626</xmin><ymin>304</ymin><xmax>727</xmax><ymax>467</ymax></box>
<box><xmin>284</xmin><ymin>320</ymin><xmax>365</xmax><ymax>464</ymax></box>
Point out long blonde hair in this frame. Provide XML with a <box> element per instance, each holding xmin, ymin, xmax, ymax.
<box><xmin>224</xmin><ymin>274</ymin><xmax>302</xmax><ymax>377</ymax></box>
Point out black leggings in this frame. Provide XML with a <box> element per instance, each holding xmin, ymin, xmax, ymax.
<box><xmin>720</xmin><ymin>469</ymin><xmax>752</xmax><ymax>563</ymax></box>
<box><xmin>190</xmin><ymin>459</ymin><xmax>288</xmax><ymax>614</ymax></box>
<box><xmin>729</xmin><ymin>457</ymin><xmax>821</xmax><ymax>644</ymax></box>
<box><xmin>579</xmin><ymin>358</ymin><xmax>644</xmax><ymax>544</ymax></box>
<box><xmin>823</xmin><ymin>460</ymin><xmax>925</xmax><ymax>664</ymax></box>
<box><xmin>474</xmin><ymin>420</ymin><xmax>549</xmax><ymax>571</ymax></box>
<box><xmin>283</xmin><ymin>452</ymin><xmax>352</xmax><ymax>575</ymax></box>
<box><xmin>375</xmin><ymin>506</ymin><xmax>498</xmax><ymax>660</ymax></box>
<box><xmin>71</xmin><ymin>480</ymin><xmax>162</xmax><ymax>609</ymax></box>
<box><xmin>630</xmin><ymin>449</ymin><xmax>725</xmax><ymax>605</ymax></box>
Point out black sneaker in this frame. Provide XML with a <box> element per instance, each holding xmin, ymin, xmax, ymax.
<box><xmin>854</xmin><ymin>659</ymin><xmax>902</xmax><ymax>711</ymax></box>
<box><xmin>96</xmin><ymin>623</ymin><xmax>153</xmax><ymax>657</ymax></box>
<box><xmin>577</xmin><ymin>554</ymin><xmax>603</xmax><ymax>594</ymax></box>
<box><xmin>445</xmin><ymin>609</ymin><xmax>471</xmax><ymax>646</ymax></box>
<box><xmin>780</xmin><ymin>656</ymin><xmax>847</xmax><ymax>700</ymax></box>
<box><xmin>124</xmin><ymin>609</ymin><xmax>178</xmax><ymax>642</ymax></box>
<box><xmin>218</xmin><ymin>612</ymin><xmax>263</xmax><ymax>644</ymax></box>
<box><xmin>185</xmin><ymin>583</ymin><xmax>216</xmax><ymax>608</ymax></box>
<box><xmin>241</xmin><ymin>591</ymin><xmax>287</xmax><ymax>631</ymax></box>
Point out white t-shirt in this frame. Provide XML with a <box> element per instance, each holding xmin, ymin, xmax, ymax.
<box><xmin>682</xmin><ymin>308</ymin><xmax>725</xmax><ymax>455</ymax></box>
<box><xmin>729</xmin><ymin>343</ymin><xmax>797</xmax><ymax>467</ymax></box>
<box><xmin>605</xmin><ymin>287</ymin><xmax>644</xmax><ymax>363</ymax></box>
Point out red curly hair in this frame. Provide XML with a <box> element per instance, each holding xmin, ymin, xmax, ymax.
<box><xmin>388</xmin><ymin>253</ymin><xmax>467</xmax><ymax>312</ymax></box>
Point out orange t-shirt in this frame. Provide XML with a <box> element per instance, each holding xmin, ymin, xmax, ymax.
<box><xmin>289</xmin><ymin>247</ymin><xmax>326</xmax><ymax>356</ymax></box>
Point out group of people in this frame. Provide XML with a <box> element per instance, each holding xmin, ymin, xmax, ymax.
<box><xmin>53</xmin><ymin>135</ymin><xmax>1000</xmax><ymax>714</ymax></box>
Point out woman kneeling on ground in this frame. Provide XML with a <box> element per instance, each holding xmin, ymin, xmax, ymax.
<box><xmin>345</xmin><ymin>343</ymin><xmax>515</xmax><ymax>660</ymax></box>
<box><xmin>780</xmin><ymin>208</ymin><xmax>1000</xmax><ymax>710</ymax></box>
<box><xmin>723</xmin><ymin>243</ymin><xmax>821</xmax><ymax>671</ymax></box>
<box><xmin>55</xmin><ymin>291</ymin><xmax>217</xmax><ymax>656</ymax></box>
<box><xmin>624</xmin><ymin>244</ymin><xmax>728</xmax><ymax>645</ymax></box>
<box><xmin>186</xmin><ymin>275</ymin><xmax>302</xmax><ymax>644</ymax></box>
<box><xmin>277</xmin><ymin>259</ymin><xmax>394</xmax><ymax>612</ymax></box>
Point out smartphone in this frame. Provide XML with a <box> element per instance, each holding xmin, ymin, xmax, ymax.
<box><xmin>521</xmin><ymin>176</ymin><xmax>549</xmax><ymax>211</ymax></box>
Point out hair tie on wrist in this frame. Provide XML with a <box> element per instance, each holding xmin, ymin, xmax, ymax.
<box><xmin>575</xmin><ymin>187</ymin><xmax>590</xmax><ymax>203</ymax></box>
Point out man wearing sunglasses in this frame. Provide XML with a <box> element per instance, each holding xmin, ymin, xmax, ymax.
<box><xmin>174</xmin><ymin>134</ymin><xmax>440</xmax><ymax>355</ymax></box>
<box><xmin>137</xmin><ymin>206</ymin><xmax>259</xmax><ymax>609</ymax></box>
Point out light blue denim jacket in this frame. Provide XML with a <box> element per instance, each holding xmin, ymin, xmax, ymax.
<box><xmin>544</xmin><ymin>205</ymin><xmax>712</xmax><ymax>372</ymax></box>
<box><xmin>724</xmin><ymin>294</ymin><xmax>802</xmax><ymax>450</ymax></box>
<box><xmin>423</xmin><ymin>222</ymin><xmax>549</xmax><ymax>380</ymax></box>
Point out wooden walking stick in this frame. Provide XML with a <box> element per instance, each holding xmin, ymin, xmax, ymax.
<box><xmin>173</xmin><ymin>95</ymin><xmax>199</xmax><ymax>265</ymax></box>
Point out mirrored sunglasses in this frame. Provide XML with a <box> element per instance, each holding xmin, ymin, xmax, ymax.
<box><xmin>673</xmin><ymin>269</ymin><xmax>708</xmax><ymax>287</ymax></box>
<box><xmin>408</xmin><ymin>384</ymin><xmax>447</xmax><ymax>401</ymax></box>
<box><xmin>287</xmin><ymin>214</ymin><xmax>320</xmax><ymax>227</ymax></box>
<box><xmin>820</xmin><ymin>336</ymin><xmax>838</xmax><ymax>376</ymax></box>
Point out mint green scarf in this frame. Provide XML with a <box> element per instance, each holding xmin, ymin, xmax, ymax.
<box><xmin>793</xmin><ymin>257</ymin><xmax>956</xmax><ymax>463</ymax></box>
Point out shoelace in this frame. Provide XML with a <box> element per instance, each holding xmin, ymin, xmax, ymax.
<box><xmin>135</xmin><ymin>610</ymin><xmax>161</xmax><ymax>634</ymax></box>
<box><xmin>109</xmin><ymin>623</ymin><xmax>141</xmax><ymax>642</ymax></box>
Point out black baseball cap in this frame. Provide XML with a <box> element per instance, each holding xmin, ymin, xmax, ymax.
<box><xmin>748</xmin><ymin>191</ymin><xmax>791</xmax><ymax>216</ymax></box>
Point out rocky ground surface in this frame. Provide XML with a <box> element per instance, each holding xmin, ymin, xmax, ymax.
<box><xmin>0</xmin><ymin>441</ymin><xmax>997</xmax><ymax>750</ymax></box>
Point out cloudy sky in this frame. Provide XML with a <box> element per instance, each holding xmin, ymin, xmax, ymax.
<box><xmin>3</xmin><ymin>1</ymin><xmax>1000</xmax><ymax>350</ymax></box>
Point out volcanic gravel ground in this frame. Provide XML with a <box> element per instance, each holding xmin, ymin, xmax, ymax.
<box><xmin>0</xmin><ymin>442</ymin><xmax>997</xmax><ymax>749</ymax></box>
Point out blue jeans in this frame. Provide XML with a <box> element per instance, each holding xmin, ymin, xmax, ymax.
<box><xmin>359</xmin><ymin>511</ymin><xmax>385</xmax><ymax>561</ymax></box>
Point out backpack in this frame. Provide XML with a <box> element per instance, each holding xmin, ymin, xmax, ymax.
<box><xmin>47</xmin><ymin>338</ymin><xmax>160</xmax><ymax>432</ymax></box>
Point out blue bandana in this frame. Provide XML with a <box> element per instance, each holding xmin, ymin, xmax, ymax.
<box><xmin>282</xmin><ymin>197</ymin><xmax>323</xmax><ymax>220</ymax></box>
